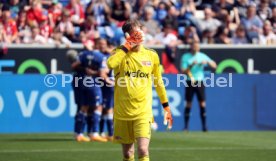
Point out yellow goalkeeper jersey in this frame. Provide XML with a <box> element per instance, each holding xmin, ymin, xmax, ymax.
<box><xmin>107</xmin><ymin>45</ymin><xmax>168</xmax><ymax>121</ymax></box>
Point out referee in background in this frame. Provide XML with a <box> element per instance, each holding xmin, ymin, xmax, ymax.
<box><xmin>181</xmin><ymin>41</ymin><xmax>217</xmax><ymax>132</ymax></box>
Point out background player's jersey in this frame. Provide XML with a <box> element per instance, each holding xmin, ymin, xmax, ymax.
<box><xmin>79</xmin><ymin>50</ymin><xmax>106</xmax><ymax>77</ymax></box>
<box><xmin>78</xmin><ymin>50</ymin><xmax>106</xmax><ymax>106</ymax></box>
<box><xmin>181</xmin><ymin>52</ymin><xmax>212</xmax><ymax>81</ymax></box>
<box><xmin>78</xmin><ymin>50</ymin><xmax>106</xmax><ymax>89</ymax></box>
<box><xmin>107</xmin><ymin>46</ymin><xmax>168</xmax><ymax>121</ymax></box>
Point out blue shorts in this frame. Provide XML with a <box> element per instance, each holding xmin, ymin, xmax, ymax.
<box><xmin>80</xmin><ymin>86</ymin><xmax>103</xmax><ymax>107</ymax></box>
<box><xmin>101</xmin><ymin>86</ymin><xmax>114</xmax><ymax>109</ymax></box>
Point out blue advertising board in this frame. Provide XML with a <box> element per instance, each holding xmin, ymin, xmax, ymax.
<box><xmin>0</xmin><ymin>74</ymin><xmax>275</xmax><ymax>133</ymax></box>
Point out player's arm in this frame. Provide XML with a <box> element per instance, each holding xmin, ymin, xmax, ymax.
<box><xmin>107</xmin><ymin>47</ymin><xmax>127</xmax><ymax>69</ymax></box>
<box><xmin>99</xmin><ymin>69</ymin><xmax>113</xmax><ymax>85</ymax></box>
<box><xmin>99</xmin><ymin>68</ymin><xmax>114</xmax><ymax>85</ymax></box>
<box><xmin>152</xmin><ymin>52</ymin><xmax>173</xmax><ymax>129</ymax></box>
<box><xmin>71</xmin><ymin>61</ymin><xmax>84</xmax><ymax>72</ymax></box>
<box><xmin>72</xmin><ymin>61</ymin><xmax>99</xmax><ymax>76</ymax></box>
<box><xmin>180</xmin><ymin>55</ymin><xmax>194</xmax><ymax>74</ymax></box>
<box><xmin>207</xmin><ymin>60</ymin><xmax>217</xmax><ymax>69</ymax></box>
<box><xmin>72</xmin><ymin>56</ymin><xmax>99</xmax><ymax>76</ymax></box>
<box><xmin>181</xmin><ymin>62</ymin><xmax>196</xmax><ymax>74</ymax></box>
<box><xmin>201</xmin><ymin>55</ymin><xmax>217</xmax><ymax>69</ymax></box>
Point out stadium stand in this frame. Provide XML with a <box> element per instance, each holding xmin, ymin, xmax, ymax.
<box><xmin>0</xmin><ymin>0</ymin><xmax>276</xmax><ymax>46</ymax></box>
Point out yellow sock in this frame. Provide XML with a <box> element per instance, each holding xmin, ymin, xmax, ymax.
<box><xmin>139</xmin><ymin>155</ymin><xmax>149</xmax><ymax>161</ymax></box>
<box><xmin>123</xmin><ymin>155</ymin><xmax>134</xmax><ymax>161</ymax></box>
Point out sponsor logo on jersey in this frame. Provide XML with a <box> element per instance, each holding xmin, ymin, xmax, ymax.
<box><xmin>125</xmin><ymin>70</ymin><xmax>149</xmax><ymax>78</ymax></box>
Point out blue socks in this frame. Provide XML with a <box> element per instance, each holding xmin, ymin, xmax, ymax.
<box><xmin>75</xmin><ymin>110</ymin><xmax>112</xmax><ymax>136</ymax></box>
<box><xmin>99</xmin><ymin>114</ymin><xmax>113</xmax><ymax>136</ymax></box>
<box><xmin>86</xmin><ymin>115</ymin><xmax>92</xmax><ymax>134</ymax></box>
<box><xmin>106</xmin><ymin>114</ymin><xmax>113</xmax><ymax>136</ymax></box>
<box><xmin>99</xmin><ymin>116</ymin><xmax>105</xmax><ymax>134</ymax></box>
<box><xmin>74</xmin><ymin>111</ymin><xmax>86</xmax><ymax>134</ymax></box>
<box><xmin>92</xmin><ymin>110</ymin><xmax>102</xmax><ymax>133</ymax></box>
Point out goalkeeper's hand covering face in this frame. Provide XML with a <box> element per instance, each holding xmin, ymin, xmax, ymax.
<box><xmin>124</xmin><ymin>28</ymin><xmax>145</xmax><ymax>50</ymax></box>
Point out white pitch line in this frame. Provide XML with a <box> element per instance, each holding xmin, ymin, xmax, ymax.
<box><xmin>0</xmin><ymin>147</ymin><xmax>275</xmax><ymax>153</ymax></box>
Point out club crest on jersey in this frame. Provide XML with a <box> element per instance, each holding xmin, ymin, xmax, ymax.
<box><xmin>141</xmin><ymin>61</ymin><xmax>151</xmax><ymax>66</ymax></box>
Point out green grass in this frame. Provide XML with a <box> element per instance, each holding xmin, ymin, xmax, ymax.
<box><xmin>0</xmin><ymin>132</ymin><xmax>276</xmax><ymax>161</ymax></box>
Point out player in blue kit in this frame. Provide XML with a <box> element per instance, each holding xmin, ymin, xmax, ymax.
<box><xmin>96</xmin><ymin>39</ymin><xmax>115</xmax><ymax>141</ymax></box>
<box><xmin>72</xmin><ymin>45</ymin><xmax>112</xmax><ymax>142</ymax></box>
<box><xmin>66</xmin><ymin>49</ymin><xmax>90</xmax><ymax>142</ymax></box>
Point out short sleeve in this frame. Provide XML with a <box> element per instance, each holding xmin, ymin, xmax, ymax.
<box><xmin>203</xmin><ymin>53</ymin><xmax>211</xmax><ymax>62</ymax></box>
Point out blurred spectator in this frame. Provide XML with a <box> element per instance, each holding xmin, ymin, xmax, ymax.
<box><xmin>109</xmin><ymin>0</ymin><xmax>131</xmax><ymax>26</ymax></box>
<box><xmin>48</xmin><ymin>1</ymin><xmax>62</xmax><ymax>28</ymax></box>
<box><xmin>141</xmin><ymin>25</ymin><xmax>155</xmax><ymax>45</ymax></box>
<box><xmin>219</xmin><ymin>11</ymin><xmax>239</xmax><ymax>36</ymax></box>
<box><xmin>257</xmin><ymin>0</ymin><xmax>272</xmax><ymax>21</ymax></box>
<box><xmin>0</xmin><ymin>23</ymin><xmax>8</xmax><ymax>43</ymax></box>
<box><xmin>23</xmin><ymin>26</ymin><xmax>47</xmax><ymax>44</ymax></box>
<box><xmin>132</xmin><ymin>0</ymin><xmax>150</xmax><ymax>19</ymax></box>
<box><xmin>27</xmin><ymin>0</ymin><xmax>47</xmax><ymax>27</ymax></box>
<box><xmin>141</xmin><ymin>6</ymin><xmax>160</xmax><ymax>36</ymax></box>
<box><xmin>269</xmin><ymin>7</ymin><xmax>276</xmax><ymax>33</ymax></box>
<box><xmin>39</xmin><ymin>19</ymin><xmax>52</xmax><ymax>41</ymax></box>
<box><xmin>202</xmin><ymin>29</ymin><xmax>215</xmax><ymax>44</ymax></box>
<box><xmin>177</xmin><ymin>0</ymin><xmax>196</xmax><ymax>18</ymax></box>
<box><xmin>162</xmin><ymin>45</ymin><xmax>179</xmax><ymax>74</ymax></box>
<box><xmin>241</xmin><ymin>4</ymin><xmax>263</xmax><ymax>42</ymax></box>
<box><xmin>16</xmin><ymin>10</ymin><xmax>31</xmax><ymax>43</ymax></box>
<box><xmin>198</xmin><ymin>7</ymin><xmax>221</xmax><ymax>36</ymax></box>
<box><xmin>0</xmin><ymin>0</ymin><xmax>275</xmax><ymax>46</ymax></box>
<box><xmin>66</xmin><ymin>0</ymin><xmax>85</xmax><ymax>25</ymax></box>
<box><xmin>177</xmin><ymin>0</ymin><xmax>197</xmax><ymax>27</ymax></box>
<box><xmin>57</xmin><ymin>9</ymin><xmax>75</xmax><ymax>41</ymax></box>
<box><xmin>150</xmin><ymin>0</ymin><xmax>161</xmax><ymax>8</ymax></box>
<box><xmin>0</xmin><ymin>5</ymin><xmax>18</xmax><ymax>43</ymax></box>
<box><xmin>86</xmin><ymin>0</ymin><xmax>110</xmax><ymax>26</ymax></box>
<box><xmin>82</xmin><ymin>37</ymin><xmax>94</xmax><ymax>51</ymax></box>
<box><xmin>3</xmin><ymin>0</ymin><xmax>27</xmax><ymax>20</ymax></box>
<box><xmin>259</xmin><ymin>21</ymin><xmax>276</xmax><ymax>44</ymax></box>
<box><xmin>162</xmin><ymin>5</ymin><xmax>179</xmax><ymax>29</ymax></box>
<box><xmin>155</xmin><ymin>2</ymin><xmax>168</xmax><ymax>24</ymax></box>
<box><xmin>180</xmin><ymin>24</ymin><xmax>200</xmax><ymax>44</ymax></box>
<box><xmin>41</xmin><ymin>0</ymin><xmax>56</xmax><ymax>8</ymax></box>
<box><xmin>49</xmin><ymin>28</ymin><xmax>72</xmax><ymax>46</ymax></box>
<box><xmin>80</xmin><ymin>15</ymin><xmax>100</xmax><ymax>42</ymax></box>
<box><xmin>234</xmin><ymin>0</ymin><xmax>250</xmax><ymax>19</ymax></box>
<box><xmin>214</xmin><ymin>25</ymin><xmax>232</xmax><ymax>44</ymax></box>
<box><xmin>231</xmin><ymin>25</ymin><xmax>249</xmax><ymax>44</ymax></box>
<box><xmin>154</xmin><ymin>24</ymin><xmax>178</xmax><ymax>45</ymax></box>
<box><xmin>212</xmin><ymin>0</ymin><xmax>233</xmax><ymax>15</ymax></box>
<box><xmin>0</xmin><ymin>4</ymin><xmax>2</xmax><ymax>17</ymax></box>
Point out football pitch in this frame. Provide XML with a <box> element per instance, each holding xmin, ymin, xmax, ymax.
<box><xmin>0</xmin><ymin>132</ymin><xmax>276</xmax><ymax>161</ymax></box>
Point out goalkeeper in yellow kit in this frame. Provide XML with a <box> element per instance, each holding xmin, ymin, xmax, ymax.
<box><xmin>107</xmin><ymin>19</ymin><xmax>173</xmax><ymax>161</ymax></box>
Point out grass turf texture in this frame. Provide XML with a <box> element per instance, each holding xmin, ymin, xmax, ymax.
<box><xmin>0</xmin><ymin>132</ymin><xmax>276</xmax><ymax>161</ymax></box>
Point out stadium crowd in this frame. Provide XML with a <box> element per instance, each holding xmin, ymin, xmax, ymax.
<box><xmin>0</xmin><ymin>0</ymin><xmax>276</xmax><ymax>46</ymax></box>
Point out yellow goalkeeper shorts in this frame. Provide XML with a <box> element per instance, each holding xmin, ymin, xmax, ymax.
<box><xmin>113</xmin><ymin>118</ymin><xmax>152</xmax><ymax>144</ymax></box>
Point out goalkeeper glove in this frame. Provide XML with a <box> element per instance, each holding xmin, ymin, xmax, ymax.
<box><xmin>163</xmin><ymin>104</ymin><xmax>173</xmax><ymax>130</ymax></box>
<box><xmin>123</xmin><ymin>29</ymin><xmax>144</xmax><ymax>51</ymax></box>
